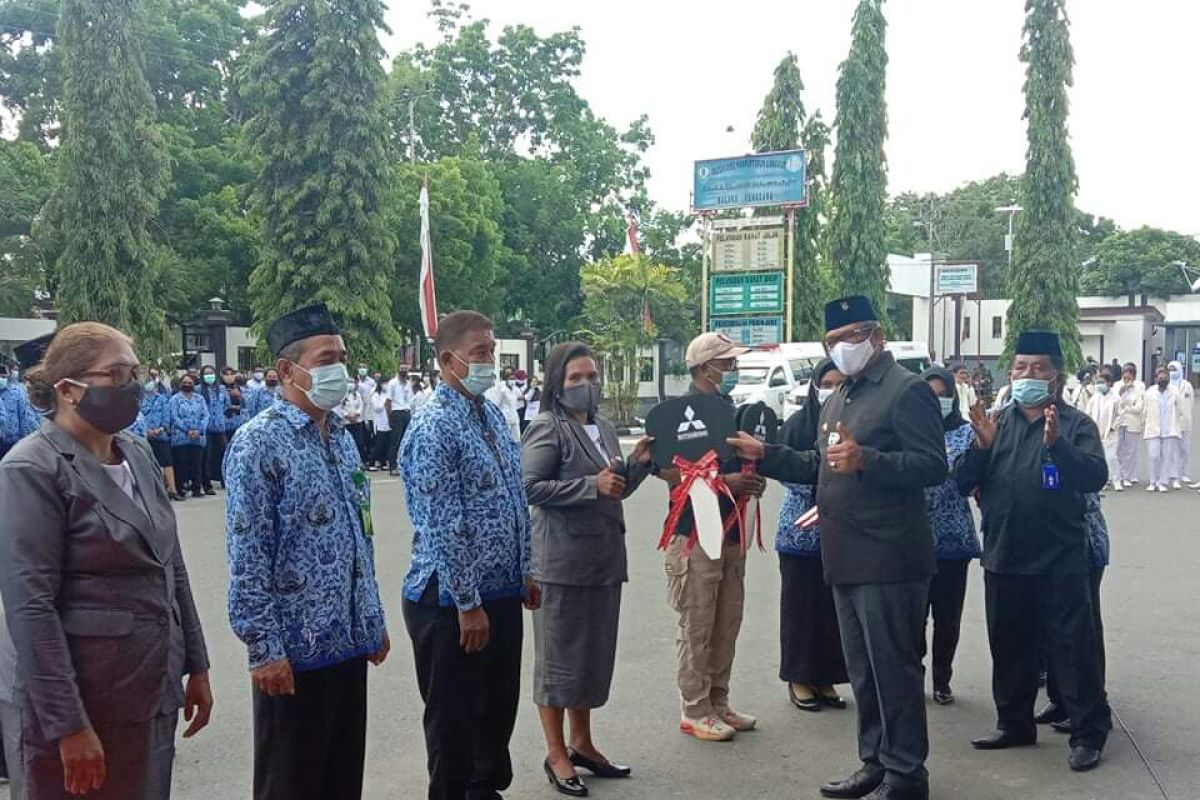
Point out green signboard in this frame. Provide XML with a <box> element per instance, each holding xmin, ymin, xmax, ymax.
<box><xmin>710</xmin><ymin>272</ymin><xmax>785</xmax><ymax>316</ymax></box>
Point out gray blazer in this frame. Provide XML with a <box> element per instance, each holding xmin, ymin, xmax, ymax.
<box><xmin>522</xmin><ymin>409</ymin><xmax>650</xmax><ymax>586</ymax></box>
<box><xmin>0</xmin><ymin>421</ymin><xmax>209</xmax><ymax>743</ymax></box>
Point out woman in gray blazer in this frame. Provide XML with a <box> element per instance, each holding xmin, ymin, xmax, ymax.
<box><xmin>523</xmin><ymin>342</ymin><xmax>652</xmax><ymax>797</ymax></box>
<box><xmin>0</xmin><ymin>322</ymin><xmax>212</xmax><ymax>800</ymax></box>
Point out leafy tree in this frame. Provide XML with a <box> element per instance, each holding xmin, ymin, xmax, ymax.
<box><xmin>580</xmin><ymin>254</ymin><xmax>689</xmax><ymax>423</ymax></box>
<box><xmin>54</xmin><ymin>0</ymin><xmax>171</xmax><ymax>353</ymax></box>
<box><xmin>240</xmin><ymin>0</ymin><xmax>398</xmax><ymax>366</ymax></box>
<box><xmin>1080</xmin><ymin>227</ymin><xmax>1200</xmax><ymax>297</ymax></box>
<box><xmin>0</xmin><ymin>139</ymin><xmax>54</xmax><ymax>314</ymax></box>
<box><xmin>1004</xmin><ymin>0</ymin><xmax>1081</xmax><ymax>367</ymax></box>
<box><xmin>751</xmin><ymin>53</ymin><xmax>805</xmax><ymax>154</ymax></box>
<box><xmin>795</xmin><ymin>113</ymin><xmax>833</xmax><ymax>340</ymax></box>
<box><xmin>829</xmin><ymin>0</ymin><xmax>891</xmax><ymax>327</ymax></box>
<box><xmin>385</xmin><ymin>155</ymin><xmax>510</xmax><ymax>334</ymax></box>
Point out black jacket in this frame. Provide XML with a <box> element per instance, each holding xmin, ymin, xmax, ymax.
<box><xmin>757</xmin><ymin>352</ymin><xmax>947</xmax><ymax>585</ymax></box>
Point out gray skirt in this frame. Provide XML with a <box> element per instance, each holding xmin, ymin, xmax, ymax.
<box><xmin>533</xmin><ymin>583</ymin><xmax>622</xmax><ymax>709</ymax></box>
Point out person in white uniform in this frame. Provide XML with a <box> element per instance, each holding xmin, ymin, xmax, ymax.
<box><xmin>1086</xmin><ymin>369</ymin><xmax>1123</xmax><ymax>492</ymax></box>
<box><xmin>1142</xmin><ymin>366</ymin><xmax>1183</xmax><ymax>492</ymax></box>
<box><xmin>1167</xmin><ymin>361</ymin><xmax>1194</xmax><ymax>484</ymax></box>
<box><xmin>1115</xmin><ymin>363</ymin><xmax>1145</xmax><ymax>487</ymax></box>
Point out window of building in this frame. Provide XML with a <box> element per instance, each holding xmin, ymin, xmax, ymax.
<box><xmin>962</xmin><ymin>316</ymin><xmax>972</xmax><ymax>340</ymax></box>
<box><xmin>639</xmin><ymin>357</ymin><xmax>655</xmax><ymax>383</ymax></box>
<box><xmin>499</xmin><ymin>354</ymin><xmax>520</xmax><ymax>373</ymax></box>
<box><xmin>237</xmin><ymin>347</ymin><xmax>257</xmax><ymax>373</ymax></box>
<box><xmin>992</xmin><ymin>316</ymin><xmax>1003</xmax><ymax>339</ymax></box>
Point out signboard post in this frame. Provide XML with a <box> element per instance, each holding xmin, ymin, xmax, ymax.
<box><xmin>934</xmin><ymin>263</ymin><xmax>980</xmax><ymax>296</ymax></box>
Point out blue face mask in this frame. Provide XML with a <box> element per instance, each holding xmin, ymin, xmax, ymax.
<box><xmin>709</xmin><ymin>367</ymin><xmax>738</xmax><ymax>396</ymax></box>
<box><xmin>292</xmin><ymin>362</ymin><xmax>349</xmax><ymax>411</ymax></box>
<box><xmin>452</xmin><ymin>353</ymin><xmax>496</xmax><ymax>398</ymax></box>
<box><xmin>1011</xmin><ymin>378</ymin><xmax>1052</xmax><ymax>407</ymax></box>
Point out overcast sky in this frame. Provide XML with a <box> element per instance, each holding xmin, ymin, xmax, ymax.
<box><xmin>382</xmin><ymin>0</ymin><xmax>1199</xmax><ymax>236</ymax></box>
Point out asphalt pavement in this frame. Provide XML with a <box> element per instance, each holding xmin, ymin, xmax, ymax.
<box><xmin>5</xmin><ymin>441</ymin><xmax>1199</xmax><ymax>799</ymax></box>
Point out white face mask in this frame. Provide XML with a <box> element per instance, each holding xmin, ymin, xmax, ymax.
<box><xmin>817</xmin><ymin>387</ymin><xmax>835</xmax><ymax>405</ymax></box>
<box><xmin>939</xmin><ymin>396</ymin><xmax>955</xmax><ymax>418</ymax></box>
<box><xmin>830</xmin><ymin>338</ymin><xmax>877</xmax><ymax>377</ymax></box>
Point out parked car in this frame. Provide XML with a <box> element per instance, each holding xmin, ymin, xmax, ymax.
<box><xmin>731</xmin><ymin>342</ymin><xmax>827</xmax><ymax>419</ymax></box>
<box><xmin>886</xmin><ymin>341</ymin><xmax>933</xmax><ymax>375</ymax></box>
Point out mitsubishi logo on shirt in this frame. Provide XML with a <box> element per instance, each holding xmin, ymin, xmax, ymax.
<box><xmin>677</xmin><ymin>405</ymin><xmax>708</xmax><ymax>441</ymax></box>
<box><xmin>754</xmin><ymin>421</ymin><xmax>769</xmax><ymax>441</ymax></box>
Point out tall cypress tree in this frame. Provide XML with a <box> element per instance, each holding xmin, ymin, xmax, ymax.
<box><xmin>795</xmin><ymin>113</ymin><xmax>832</xmax><ymax>340</ymax></box>
<box><xmin>829</xmin><ymin>0</ymin><xmax>890</xmax><ymax>326</ymax></box>
<box><xmin>55</xmin><ymin>0</ymin><xmax>170</xmax><ymax>350</ymax></box>
<box><xmin>750</xmin><ymin>53</ymin><xmax>829</xmax><ymax>341</ymax></box>
<box><xmin>1004</xmin><ymin>0</ymin><xmax>1081</xmax><ymax>367</ymax></box>
<box><xmin>242</xmin><ymin>0</ymin><xmax>398</xmax><ymax>364</ymax></box>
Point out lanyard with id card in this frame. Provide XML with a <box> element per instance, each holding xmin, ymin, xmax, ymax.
<box><xmin>352</xmin><ymin>469</ymin><xmax>375</xmax><ymax>536</ymax></box>
<box><xmin>1040</xmin><ymin>450</ymin><xmax>1060</xmax><ymax>491</ymax></box>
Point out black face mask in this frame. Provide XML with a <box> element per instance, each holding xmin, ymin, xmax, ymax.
<box><xmin>265</xmin><ymin>379</ymin><xmax>279</xmax><ymax>388</ymax></box>
<box><xmin>72</xmin><ymin>381</ymin><xmax>143</xmax><ymax>434</ymax></box>
<box><xmin>1157</xmin><ymin>378</ymin><xmax>1170</xmax><ymax>390</ymax></box>
<box><xmin>181</xmin><ymin>384</ymin><xmax>194</xmax><ymax>394</ymax></box>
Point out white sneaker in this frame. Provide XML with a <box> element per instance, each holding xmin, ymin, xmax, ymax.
<box><xmin>1173</xmin><ymin>481</ymin><xmax>1183</xmax><ymax>490</ymax></box>
<box><xmin>1182</xmin><ymin>476</ymin><xmax>1193</xmax><ymax>484</ymax></box>
<box><xmin>718</xmin><ymin>708</ymin><xmax>758</xmax><ymax>732</ymax></box>
<box><xmin>1157</xmin><ymin>484</ymin><xmax>1169</xmax><ymax>493</ymax></box>
<box><xmin>1147</xmin><ymin>484</ymin><xmax>1158</xmax><ymax>493</ymax></box>
<box><xmin>1123</xmin><ymin>480</ymin><xmax>1135</xmax><ymax>488</ymax></box>
<box><xmin>1113</xmin><ymin>483</ymin><xmax>1124</xmax><ymax>492</ymax></box>
<box><xmin>679</xmin><ymin>715</ymin><xmax>736</xmax><ymax>742</ymax></box>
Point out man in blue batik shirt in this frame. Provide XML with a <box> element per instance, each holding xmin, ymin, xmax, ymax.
<box><xmin>0</xmin><ymin>364</ymin><xmax>35</xmax><ymax>461</ymax></box>
<box><xmin>225</xmin><ymin>303</ymin><xmax>389</xmax><ymax>800</ymax></box>
<box><xmin>400</xmin><ymin>310</ymin><xmax>537</xmax><ymax>800</ymax></box>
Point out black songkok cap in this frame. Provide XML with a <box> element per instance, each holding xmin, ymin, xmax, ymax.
<box><xmin>1015</xmin><ymin>330</ymin><xmax>1062</xmax><ymax>358</ymax></box>
<box><xmin>15</xmin><ymin>332</ymin><xmax>55</xmax><ymax>370</ymax></box>
<box><xmin>266</xmin><ymin>304</ymin><xmax>340</xmax><ymax>356</ymax></box>
<box><xmin>824</xmin><ymin>296</ymin><xmax>878</xmax><ymax>332</ymax></box>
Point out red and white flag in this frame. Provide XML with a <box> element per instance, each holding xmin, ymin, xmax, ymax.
<box><xmin>419</xmin><ymin>176</ymin><xmax>439</xmax><ymax>340</ymax></box>
<box><xmin>625</xmin><ymin>207</ymin><xmax>640</xmax><ymax>256</ymax></box>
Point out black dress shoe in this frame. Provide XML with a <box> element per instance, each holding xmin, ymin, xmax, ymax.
<box><xmin>204</xmin><ymin>487</ymin><xmax>217</xmax><ymax>496</ymax></box>
<box><xmin>170</xmin><ymin>492</ymin><xmax>186</xmax><ymax>501</ymax></box>
<box><xmin>972</xmin><ymin>730</ymin><xmax>1037</xmax><ymax>750</ymax></box>
<box><xmin>1035</xmin><ymin>702</ymin><xmax>1068</xmax><ymax>725</ymax></box>
<box><xmin>863</xmin><ymin>783</ymin><xmax>929</xmax><ymax>800</ymax></box>
<box><xmin>1050</xmin><ymin>718</ymin><xmax>1074</xmax><ymax>734</ymax></box>
<box><xmin>1069</xmin><ymin>745</ymin><xmax>1102</xmax><ymax>772</ymax></box>
<box><xmin>932</xmin><ymin>686</ymin><xmax>954</xmax><ymax>706</ymax></box>
<box><xmin>192</xmin><ymin>491</ymin><xmax>204</xmax><ymax>499</ymax></box>
<box><xmin>820</xmin><ymin>689</ymin><xmax>848</xmax><ymax>710</ymax></box>
<box><xmin>568</xmin><ymin>748</ymin><xmax>631</xmax><ymax>778</ymax></box>
<box><xmin>819</xmin><ymin>767</ymin><xmax>885</xmax><ymax>798</ymax></box>
<box><xmin>788</xmin><ymin>683</ymin><xmax>823</xmax><ymax>712</ymax></box>
<box><xmin>543</xmin><ymin>759</ymin><xmax>588</xmax><ymax>797</ymax></box>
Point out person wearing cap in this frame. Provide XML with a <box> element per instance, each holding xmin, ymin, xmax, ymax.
<box><xmin>728</xmin><ymin>296</ymin><xmax>946</xmax><ymax>800</ymax></box>
<box><xmin>224</xmin><ymin>304</ymin><xmax>389</xmax><ymax>800</ymax></box>
<box><xmin>957</xmin><ymin>330</ymin><xmax>1111</xmax><ymax>773</ymax></box>
<box><xmin>1166</xmin><ymin>360</ymin><xmax>1193</xmax><ymax>484</ymax></box>
<box><xmin>0</xmin><ymin>322</ymin><xmax>212</xmax><ymax>799</ymax></box>
<box><xmin>655</xmin><ymin>331</ymin><xmax>765</xmax><ymax>744</ymax></box>
<box><xmin>399</xmin><ymin>310</ymin><xmax>535</xmax><ymax>800</ymax></box>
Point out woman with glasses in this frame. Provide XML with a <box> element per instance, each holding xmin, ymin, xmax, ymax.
<box><xmin>0</xmin><ymin>322</ymin><xmax>212</xmax><ymax>799</ymax></box>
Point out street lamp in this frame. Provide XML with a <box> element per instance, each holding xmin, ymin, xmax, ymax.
<box><xmin>994</xmin><ymin>204</ymin><xmax>1022</xmax><ymax>269</ymax></box>
<box><xmin>1171</xmin><ymin>260</ymin><xmax>1200</xmax><ymax>292</ymax></box>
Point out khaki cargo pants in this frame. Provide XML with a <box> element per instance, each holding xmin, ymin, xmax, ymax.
<box><xmin>664</xmin><ymin>536</ymin><xmax>747</xmax><ymax>720</ymax></box>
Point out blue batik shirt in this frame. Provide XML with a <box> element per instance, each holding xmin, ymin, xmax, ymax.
<box><xmin>1</xmin><ymin>382</ymin><xmax>36</xmax><ymax>449</ymax></box>
<box><xmin>201</xmin><ymin>384</ymin><xmax>229</xmax><ymax>434</ymax></box>
<box><xmin>1084</xmin><ymin>493</ymin><xmax>1110</xmax><ymax>569</ymax></box>
<box><xmin>126</xmin><ymin>412</ymin><xmax>148</xmax><ymax>438</ymax></box>
<box><xmin>224</xmin><ymin>397</ymin><xmax>385</xmax><ymax>672</ymax></box>
<box><xmin>776</xmin><ymin>483</ymin><xmax>822</xmax><ymax>557</ymax></box>
<box><xmin>926</xmin><ymin>422</ymin><xmax>982</xmax><ymax>560</ymax></box>
<box><xmin>168</xmin><ymin>392</ymin><xmax>209</xmax><ymax>447</ymax></box>
<box><xmin>401</xmin><ymin>382</ymin><xmax>531</xmax><ymax>611</ymax></box>
<box><xmin>247</xmin><ymin>386</ymin><xmax>281</xmax><ymax>418</ymax></box>
<box><xmin>141</xmin><ymin>392</ymin><xmax>171</xmax><ymax>443</ymax></box>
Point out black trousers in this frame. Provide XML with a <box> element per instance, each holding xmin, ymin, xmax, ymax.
<box><xmin>252</xmin><ymin>657</ymin><xmax>368</xmax><ymax>800</ymax></box>
<box><xmin>347</xmin><ymin>422</ymin><xmax>369</xmax><ymax>462</ymax></box>
<box><xmin>1046</xmin><ymin>566</ymin><xmax>1107</xmax><ymax>711</ymax></box>
<box><xmin>403</xmin><ymin>579</ymin><xmax>523</xmax><ymax>800</ymax></box>
<box><xmin>778</xmin><ymin>554</ymin><xmax>847</xmax><ymax>686</ymax></box>
<box><xmin>203</xmin><ymin>431</ymin><xmax>227</xmax><ymax>489</ymax></box>
<box><xmin>173</xmin><ymin>445</ymin><xmax>205</xmax><ymax>494</ymax></box>
<box><xmin>984</xmin><ymin>571</ymin><xmax>1111</xmax><ymax>750</ymax></box>
<box><xmin>389</xmin><ymin>410</ymin><xmax>411</xmax><ymax>466</ymax></box>
<box><xmin>923</xmin><ymin>559</ymin><xmax>971</xmax><ymax>690</ymax></box>
<box><xmin>368</xmin><ymin>429</ymin><xmax>393</xmax><ymax>469</ymax></box>
<box><xmin>833</xmin><ymin>580</ymin><xmax>930</xmax><ymax>790</ymax></box>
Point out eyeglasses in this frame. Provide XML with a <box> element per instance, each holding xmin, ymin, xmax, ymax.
<box><xmin>826</xmin><ymin>325</ymin><xmax>877</xmax><ymax>347</ymax></box>
<box><xmin>79</xmin><ymin>365</ymin><xmax>146</xmax><ymax>385</ymax></box>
